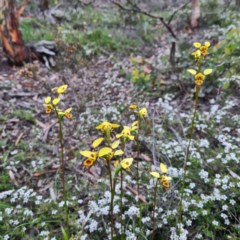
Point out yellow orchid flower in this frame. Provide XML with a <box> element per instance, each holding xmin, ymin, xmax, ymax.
<box><xmin>57</xmin><ymin>108</ymin><xmax>73</xmax><ymax>119</ymax></box>
<box><xmin>98</xmin><ymin>145</ymin><xmax>124</xmax><ymax>161</ymax></box>
<box><xmin>96</xmin><ymin>121</ymin><xmax>120</xmax><ymax>134</ymax></box>
<box><xmin>191</xmin><ymin>50</ymin><xmax>201</xmax><ymax>60</ymax></box>
<box><xmin>44</xmin><ymin>97</ymin><xmax>53</xmax><ymax>113</ymax></box>
<box><xmin>161</xmin><ymin>176</ymin><xmax>172</xmax><ymax>189</ymax></box>
<box><xmin>116</xmin><ymin>126</ymin><xmax>135</xmax><ymax>141</ymax></box>
<box><xmin>187</xmin><ymin>69</ymin><xmax>212</xmax><ymax>86</ymax></box>
<box><xmin>120</xmin><ymin>158</ymin><xmax>133</xmax><ymax>170</ymax></box>
<box><xmin>44</xmin><ymin>104</ymin><xmax>53</xmax><ymax>113</ymax></box>
<box><xmin>150</xmin><ymin>163</ymin><xmax>172</xmax><ymax>189</ymax></box>
<box><xmin>193</xmin><ymin>41</ymin><xmax>210</xmax><ymax>57</ymax></box>
<box><xmin>138</xmin><ymin>107</ymin><xmax>148</xmax><ymax>119</ymax></box>
<box><xmin>80</xmin><ymin>150</ymin><xmax>98</xmax><ymax>167</ymax></box>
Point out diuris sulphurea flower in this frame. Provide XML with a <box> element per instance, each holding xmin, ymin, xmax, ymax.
<box><xmin>138</xmin><ymin>107</ymin><xmax>148</xmax><ymax>118</ymax></box>
<box><xmin>187</xmin><ymin>69</ymin><xmax>212</xmax><ymax>86</ymax></box>
<box><xmin>96</xmin><ymin>121</ymin><xmax>120</xmax><ymax>134</ymax></box>
<box><xmin>116</xmin><ymin>126</ymin><xmax>135</xmax><ymax>141</ymax></box>
<box><xmin>44</xmin><ymin>96</ymin><xmax>60</xmax><ymax>114</ymax></box>
<box><xmin>57</xmin><ymin>108</ymin><xmax>73</xmax><ymax>119</ymax></box>
<box><xmin>193</xmin><ymin>41</ymin><xmax>211</xmax><ymax>57</ymax></box>
<box><xmin>150</xmin><ymin>163</ymin><xmax>172</xmax><ymax>189</ymax></box>
<box><xmin>52</xmin><ymin>84</ymin><xmax>68</xmax><ymax>94</ymax></box>
<box><xmin>80</xmin><ymin>151</ymin><xmax>98</xmax><ymax>167</ymax></box>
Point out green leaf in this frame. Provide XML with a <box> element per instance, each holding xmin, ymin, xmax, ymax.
<box><xmin>61</xmin><ymin>226</ymin><xmax>70</xmax><ymax>240</ymax></box>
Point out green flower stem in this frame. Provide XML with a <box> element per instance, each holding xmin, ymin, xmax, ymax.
<box><xmin>136</xmin><ymin>118</ymin><xmax>141</xmax><ymax>197</ymax></box>
<box><xmin>106</xmin><ymin>132</ymin><xmax>114</xmax><ymax>240</ymax></box>
<box><xmin>56</xmin><ymin>113</ymin><xmax>69</xmax><ymax>234</ymax></box>
<box><xmin>135</xmin><ymin>117</ymin><xmax>142</xmax><ymax>231</ymax></box>
<box><xmin>120</xmin><ymin>169</ymin><xmax>123</xmax><ymax>239</ymax></box>
<box><xmin>152</xmin><ymin>180</ymin><xmax>158</xmax><ymax>240</ymax></box>
<box><xmin>107</xmin><ymin>160</ymin><xmax>114</xmax><ymax>240</ymax></box>
<box><xmin>120</xmin><ymin>141</ymin><xmax>126</xmax><ymax>239</ymax></box>
<box><xmin>178</xmin><ymin>86</ymin><xmax>200</xmax><ymax>225</ymax></box>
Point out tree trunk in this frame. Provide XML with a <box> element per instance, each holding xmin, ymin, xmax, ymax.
<box><xmin>0</xmin><ymin>0</ymin><xmax>37</xmax><ymax>65</ymax></box>
<box><xmin>236</xmin><ymin>0</ymin><xmax>240</xmax><ymax>9</ymax></box>
<box><xmin>190</xmin><ymin>0</ymin><xmax>200</xmax><ymax>29</ymax></box>
<box><xmin>39</xmin><ymin>0</ymin><xmax>49</xmax><ymax>12</ymax></box>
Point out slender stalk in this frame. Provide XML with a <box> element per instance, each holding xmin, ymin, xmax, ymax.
<box><xmin>120</xmin><ymin>141</ymin><xmax>126</xmax><ymax>239</ymax></box>
<box><xmin>178</xmin><ymin>55</ymin><xmax>202</xmax><ymax>232</ymax></box>
<box><xmin>152</xmin><ymin>180</ymin><xmax>158</xmax><ymax>240</ymax></box>
<box><xmin>135</xmin><ymin>118</ymin><xmax>142</xmax><ymax>230</ymax></box>
<box><xmin>106</xmin><ymin>131</ymin><xmax>114</xmax><ymax>240</ymax></box>
<box><xmin>107</xmin><ymin>159</ymin><xmax>114</xmax><ymax>240</ymax></box>
<box><xmin>120</xmin><ymin>169</ymin><xmax>123</xmax><ymax>239</ymax></box>
<box><xmin>178</xmin><ymin>86</ymin><xmax>200</xmax><ymax>225</ymax></box>
<box><xmin>136</xmin><ymin>118</ymin><xmax>141</xmax><ymax>197</ymax></box>
<box><xmin>57</xmin><ymin>114</ymin><xmax>69</xmax><ymax>233</ymax></box>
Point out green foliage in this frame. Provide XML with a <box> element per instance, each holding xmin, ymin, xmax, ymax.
<box><xmin>0</xmin><ymin>171</ymin><xmax>11</xmax><ymax>192</ymax></box>
<box><xmin>11</xmin><ymin>110</ymin><xmax>35</xmax><ymax>124</ymax></box>
<box><xmin>129</xmin><ymin>54</ymin><xmax>152</xmax><ymax>89</ymax></box>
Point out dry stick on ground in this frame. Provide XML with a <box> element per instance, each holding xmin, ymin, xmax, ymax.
<box><xmin>112</xmin><ymin>0</ymin><xmax>177</xmax><ymax>40</ymax></box>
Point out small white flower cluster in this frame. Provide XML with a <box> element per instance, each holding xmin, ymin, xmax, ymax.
<box><xmin>170</xmin><ymin>225</ymin><xmax>189</xmax><ymax>240</ymax></box>
<box><xmin>199</xmin><ymin>169</ymin><xmax>209</xmax><ymax>183</ymax></box>
<box><xmin>125</xmin><ymin>206</ymin><xmax>140</xmax><ymax>218</ymax></box>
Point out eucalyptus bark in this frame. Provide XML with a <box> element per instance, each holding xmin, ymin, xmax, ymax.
<box><xmin>190</xmin><ymin>0</ymin><xmax>200</xmax><ymax>28</ymax></box>
<box><xmin>0</xmin><ymin>0</ymin><xmax>37</xmax><ymax>65</ymax></box>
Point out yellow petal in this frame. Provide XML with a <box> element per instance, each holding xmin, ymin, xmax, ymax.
<box><xmin>132</xmin><ymin>121</ymin><xmax>138</xmax><ymax>127</ymax></box>
<box><xmin>80</xmin><ymin>151</ymin><xmax>94</xmax><ymax>158</ymax></box>
<box><xmin>129</xmin><ymin>105</ymin><xmax>138</xmax><ymax>109</ymax></box>
<box><xmin>160</xmin><ymin>163</ymin><xmax>168</xmax><ymax>174</ymax></box>
<box><xmin>187</xmin><ymin>69</ymin><xmax>197</xmax><ymax>75</ymax></box>
<box><xmin>164</xmin><ymin>176</ymin><xmax>172</xmax><ymax>181</ymax></box>
<box><xmin>120</xmin><ymin>158</ymin><xmax>133</xmax><ymax>169</ymax></box>
<box><xmin>129</xmin><ymin>135</ymin><xmax>134</xmax><ymax>141</ymax></box>
<box><xmin>65</xmin><ymin>107</ymin><xmax>72</xmax><ymax>113</ymax></box>
<box><xmin>57</xmin><ymin>84</ymin><xmax>68</xmax><ymax>94</ymax></box>
<box><xmin>96</xmin><ymin>122</ymin><xmax>104</xmax><ymax>129</ymax></box>
<box><xmin>116</xmin><ymin>133</ymin><xmax>122</xmax><ymax>138</ymax></box>
<box><xmin>111</xmin><ymin>123</ymin><xmax>120</xmax><ymax>129</ymax></box>
<box><xmin>91</xmin><ymin>137</ymin><xmax>104</xmax><ymax>148</ymax></box>
<box><xmin>203</xmin><ymin>69</ymin><xmax>212</xmax><ymax>75</ymax></box>
<box><xmin>138</xmin><ymin>107</ymin><xmax>148</xmax><ymax>118</ymax></box>
<box><xmin>98</xmin><ymin>147</ymin><xmax>112</xmax><ymax>157</ymax></box>
<box><xmin>150</xmin><ymin>172</ymin><xmax>160</xmax><ymax>178</ymax></box>
<box><xmin>83</xmin><ymin>159</ymin><xmax>94</xmax><ymax>166</ymax></box>
<box><xmin>114</xmin><ymin>150</ymin><xmax>124</xmax><ymax>156</ymax></box>
<box><xmin>45</xmin><ymin>96</ymin><xmax>51</xmax><ymax>104</ymax></box>
<box><xmin>205</xmin><ymin>41</ymin><xmax>211</xmax><ymax>47</ymax></box>
<box><xmin>52</xmin><ymin>98</ymin><xmax>60</xmax><ymax>105</ymax></box>
<box><xmin>193</xmin><ymin>42</ymin><xmax>201</xmax><ymax>48</ymax></box>
<box><xmin>111</xmin><ymin>140</ymin><xmax>120</xmax><ymax>149</ymax></box>
<box><xmin>57</xmin><ymin>111</ymin><xmax>64</xmax><ymax>115</ymax></box>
